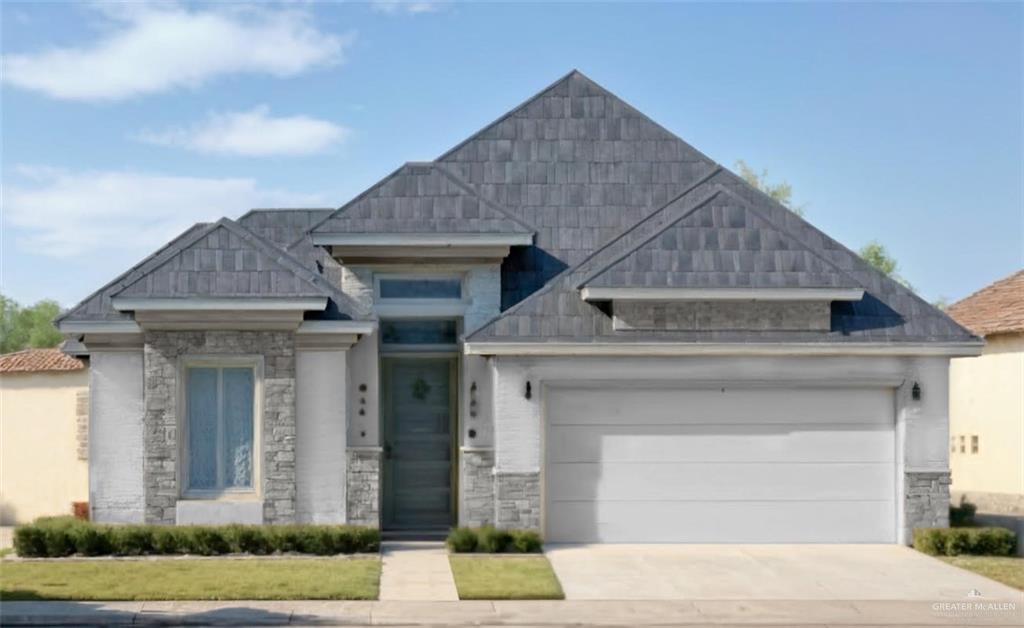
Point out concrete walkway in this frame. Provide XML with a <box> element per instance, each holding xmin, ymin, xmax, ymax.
<box><xmin>378</xmin><ymin>541</ymin><xmax>458</xmax><ymax>601</ymax></box>
<box><xmin>2</xmin><ymin>599</ymin><xmax>1022</xmax><ymax>626</ymax></box>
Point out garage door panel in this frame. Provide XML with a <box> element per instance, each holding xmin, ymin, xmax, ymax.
<box><xmin>547</xmin><ymin>424</ymin><xmax>895</xmax><ymax>464</ymax></box>
<box><xmin>547</xmin><ymin>462</ymin><xmax>895</xmax><ymax>501</ymax></box>
<box><xmin>547</xmin><ymin>387</ymin><xmax>893</xmax><ymax>426</ymax></box>
<box><xmin>546</xmin><ymin>500</ymin><xmax>896</xmax><ymax>544</ymax></box>
<box><xmin>544</xmin><ymin>385</ymin><xmax>896</xmax><ymax>543</ymax></box>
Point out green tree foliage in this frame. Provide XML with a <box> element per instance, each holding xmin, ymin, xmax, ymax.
<box><xmin>0</xmin><ymin>295</ymin><xmax>64</xmax><ymax>353</ymax></box>
<box><xmin>734</xmin><ymin>160</ymin><xmax>805</xmax><ymax>216</ymax></box>
<box><xmin>858</xmin><ymin>241</ymin><xmax>913</xmax><ymax>290</ymax></box>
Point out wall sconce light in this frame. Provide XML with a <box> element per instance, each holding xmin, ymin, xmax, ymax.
<box><xmin>468</xmin><ymin>429</ymin><xmax>477</xmax><ymax>439</ymax></box>
<box><xmin>911</xmin><ymin>382</ymin><xmax>921</xmax><ymax>401</ymax></box>
<box><xmin>525</xmin><ymin>381</ymin><xmax>532</xmax><ymax>400</ymax></box>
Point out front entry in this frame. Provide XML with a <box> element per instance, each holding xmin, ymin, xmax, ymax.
<box><xmin>381</xmin><ymin>357</ymin><xmax>456</xmax><ymax>531</ymax></box>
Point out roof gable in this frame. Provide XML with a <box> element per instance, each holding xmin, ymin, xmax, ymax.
<box><xmin>113</xmin><ymin>218</ymin><xmax>329</xmax><ymax>299</ymax></box>
<box><xmin>308</xmin><ymin>162</ymin><xmax>533</xmax><ymax>238</ymax></box>
<box><xmin>580</xmin><ymin>197</ymin><xmax>862</xmax><ymax>292</ymax></box>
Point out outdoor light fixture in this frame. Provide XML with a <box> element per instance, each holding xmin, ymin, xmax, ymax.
<box><xmin>525</xmin><ymin>381</ymin><xmax>532</xmax><ymax>400</ymax></box>
<box><xmin>912</xmin><ymin>382</ymin><xmax>921</xmax><ymax>401</ymax></box>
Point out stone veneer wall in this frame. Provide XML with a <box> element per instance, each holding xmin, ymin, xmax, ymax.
<box><xmin>346</xmin><ymin>448</ymin><xmax>381</xmax><ymax>527</ymax></box>
<box><xmin>494</xmin><ymin>471</ymin><xmax>541</xmax><ymax>530</ymax></box>
<box><xmin>904</xmin><ymin>471</ymin><xmax>951</xmax><ymax>536</ymax></box>
<box><xmin>613</xmin><ymin>300</ymin><xmax>831</xmax><ymax>331</ymax></box>
<box><xmin>143</xmin><ymin>331</ymin><xmax>296</xmax><ymax>524</ymax></box>
<box><xmin>460</xmin><ymin>449</ymin><xmax>495</xmax><ymax>527</ymax></box>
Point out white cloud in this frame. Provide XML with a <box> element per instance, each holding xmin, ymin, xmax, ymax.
<box><xmin>135</xmin><ymin>106</ymin><xmax>350</xmax><ymax>156</ymax></box>
<box><xmin>4</xmin><ymin>167</ymin><xmax>327</xmax><ymax>258</ymax></box>
<box><xmin>2</xmin><ymin>4</ymin><xmax>353</xmax><ymax>101</ymax></box>
<box><xmin>371</xmin><ymin>1</ymin><xmax>446</xmax><ymax>15</ymax></box>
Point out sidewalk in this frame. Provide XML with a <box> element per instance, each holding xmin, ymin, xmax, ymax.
<box><xmin>378</xmin><ymin>541</ymin><xmax>458</xmax><ymax>601</ymax></box>
<box><xmin>1</xmin><ymin>599</ymin><xmax>1021</xmax><ymax>626</ymax></box>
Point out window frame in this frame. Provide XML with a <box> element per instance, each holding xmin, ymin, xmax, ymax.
<box><xmin>374</xmin><ymin>273</ymin><xmax>465</xmax><ymax>303</ymax></box>
<box><xmin>178</xmin><ymin>355</ymin><xmax>264</xmax><ymax>500</ymax></box>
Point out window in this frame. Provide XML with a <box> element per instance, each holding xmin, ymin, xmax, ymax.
<box><xmin>971</xmin><ymin>435</ymin><xmax>979</xmax><ymax>454</ymax></box>
<box><xmin>959</xmin><ymin>435</ymin><xmax>966</xmax><ymax>454</ymax></box>
<box><xmin>377</xmin><ymin>276</ymin><xmax>462</xmax><ymax>300</ymax></box>
<box><xmin>951</xmin><ymin>437</ymin><xmax>957</xmax><ymax>454</ymax></box>
<box><xmin>381</xmin><ymin>319</ymin><xmax>458</xmax><ymax>345</ymax></box>
<box><xmin>184</xmin><ymin>364</ymin><xmax>257</xmax><ymax>494</ymax></box>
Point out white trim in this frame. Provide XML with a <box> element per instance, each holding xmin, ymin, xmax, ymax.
<box><xmin>312</xmin><ymin>233</ymin><xmax>533</xmax><ymax>247</ymax></box>
<box><xmin>59</xmin><ymin>320</ymin><xmax>142</xmax><ymax>334</ymax></box>
<box><xmin>580</xmin><ymin>287</ymin><xmax>866</xmax><ymax>302</ymax></box>
<box><xmin>112</xmin><ymin>297</ymin><xmax>328</xmax><ymax>312</ymax></box>
<box><xmin>464</xmin><ymin>342</ymin><xmax>985</xmax><ymax>357</ymax></box>
<box><xmin>296</xmin><ymin>320</ymin><xmax>377</xmax><ymax>335</ymax></box>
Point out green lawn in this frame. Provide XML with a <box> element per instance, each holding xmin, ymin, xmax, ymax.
<box><xmin>0</xmin><ymin>557</ymin><xmax>381</xmax><ymax>601</ymax></box>
<box><xmin>939</xmin><ymin>555</ymin><xmax>1024</xmax><ymax>591</ymax></box>
<box><xmin>448</xmin><ymin>555</ymin><xmax>563</xmax><ymax>600</ymax></box>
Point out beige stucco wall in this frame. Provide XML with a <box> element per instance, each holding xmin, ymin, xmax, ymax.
<box><xmin>950</xmin><ymin>333</ymin><xmax>1024</xmax><ymax>498</ymax></box>
<box><xmin>0</xmin><ymin>370</ymin><xmax>89</xmax><ymax>524</ymax></box>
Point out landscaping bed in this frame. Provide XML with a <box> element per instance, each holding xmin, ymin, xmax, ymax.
<box><xmin>0</xmin><ymin>557</ymin><xmax>381</xmax><ymax>600</ymax></box>
<box><xmin>445</xmin><ymin>526</ymin><xmax>542</xmax><ymax>553</ymax></box>
<box><xmin>448</xmin><ymin>555</ymin><xmax>563</xmax><ymax>600</ymax></box>
<box><xmin>13</xmin><ymin>517</ymin><xmax>379</xmax><ymax>557</ymax></box>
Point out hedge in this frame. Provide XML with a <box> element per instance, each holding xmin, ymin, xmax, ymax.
<box><xmin>446</xmin><ymin>526</ymin><xmax>543</xmax><ymax>553</ymax></box>
<box><xmin>912</xmin><ymin>526</ymin><xmax>1017</xmax><ymax>557</ymax></box>
<box><xmin>949</xmin><ymin>501</ymin><xmax>977</xmax><ymax>527</ymax></box>
<box><xmin>13</xmin><ymin>517</ymin><xmax>380</xmax><ymax>558</ymax></box>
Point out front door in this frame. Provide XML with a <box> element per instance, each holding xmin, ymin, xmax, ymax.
<box><xmin>381</xmin><ymin>357</ymin><xmax>455</xmax><ymax>531</ymax></box>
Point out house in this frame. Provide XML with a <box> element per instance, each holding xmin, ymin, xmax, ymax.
<box><xmin>0</xmin><ymin>348</ymin><xmax>89</xmax><ymax>524</ymax></box>
<box><xmin>56</xmin><ymin>71</ymin><xmax>981</xmax><ymax>543</ymax></box>
<box><xmin>947</xmin><ymin>270</ymin><xmax>1024</xmax><ymax>514</ymax></box>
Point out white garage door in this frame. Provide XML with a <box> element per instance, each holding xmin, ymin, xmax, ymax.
<box><xmin>545</xmin><ymin>385</ymin><xmax>896</xmax><ymax>543</ymax></box>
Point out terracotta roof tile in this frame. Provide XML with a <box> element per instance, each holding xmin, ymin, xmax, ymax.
<box><xmin>0</xmin><ymin>348</ymin><xmax>86</xmax><ymax>373</ymax></box>
<box><xmin>947</xmin><ymin>270</ymin><xmax>1024</xmax><ymax>337</ymax></box>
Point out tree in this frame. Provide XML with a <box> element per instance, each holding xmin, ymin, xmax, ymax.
<box><xmin>0</xmin><ymin>295</ymin><xmax>64</xmax><ymax>354</ymax></box>
<box><xmin>858</xmin><ymin>241</ymin><xmax>913</xmax><ymax>290</ymax></box>
<box><xmin>734</xmin><ymin>160</ymin><xmax>806</xmax><ymax>216</ymax></box>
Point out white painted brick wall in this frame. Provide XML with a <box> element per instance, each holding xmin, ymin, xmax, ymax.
<box><xmin>492</xmin><ymin>358</ymin><xmax>541</xmax><ymax>472</ymax></box>
<box><xmin>296</xmin><ymin>348</ymin><xmax>348</xmax><ymax>523</ymax></box>
<box><xmin>89</xmin><ymin>351</ymin><xmax>145</xmax><ymax>523</ymax></box>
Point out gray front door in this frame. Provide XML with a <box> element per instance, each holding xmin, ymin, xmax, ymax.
<box><xmin>381</xmin><ymin>357</ymin><xmax>455</xmax><ymax>530</ymax></box>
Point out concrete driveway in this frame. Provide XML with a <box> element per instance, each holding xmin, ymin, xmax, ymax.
<box><xmin>546</xmin><ymin>544</ymin><xmax>1023</xmax><ymax>601</ymax></box>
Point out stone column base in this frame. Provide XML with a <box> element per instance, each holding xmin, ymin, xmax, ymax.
<box><xmin>494</xmin><ymin>471</ymin><xmax>540</xmax><ymax>530</ymax></box>
<box><xmin>905</xmin><ymin>470</ymin><xmax>951</xmax><ymax>540</ymax></box>
<box><xmin>460</xmin><ymin>448</ymin><xmax>495</xmax><ymax>527</ymax></box>
<box><xmin>347</xmin><ymin>447</ymin><xmax>381</xmax><ymax>527</ymax></box>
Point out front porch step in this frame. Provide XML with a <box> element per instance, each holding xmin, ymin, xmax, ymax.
<box><xmin>382</xmin><ymin>528</ymin><xmax>449</xmax><ymax>542</ymax></box>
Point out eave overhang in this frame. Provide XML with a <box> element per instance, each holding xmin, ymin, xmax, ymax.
<box><xmin>311</xmin><ymin>233</ymin><xmax>534</xmax><ymax>247</ymax></box>
<box><xmin>111</xmin><ymin>297</ymin><xmax>329</xmax><ymax>312</ymax></box>
<box><xmin>464</xmin><ymin>341</ymin><xmax>985</xmax><ymax>357</ymax></box>
<box><xmin>579</xmin><ymin>287</ymin><xmax>866</xmax><ymax>303</ymax></box>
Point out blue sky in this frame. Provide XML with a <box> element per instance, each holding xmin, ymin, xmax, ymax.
<box><xmin>2</xmin><ymin>1</ymin><xmax>1021</xmax><ymax>308</ymax></box>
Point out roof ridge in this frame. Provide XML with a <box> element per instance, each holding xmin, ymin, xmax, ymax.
<box><xmin>430</xmin><ymin>162</ymin><xmax>537</xmax><ymax>234</ymax></box>
<box><xmin>463</xmin><ymin>171</ymin><xmax>723</xmax><ymax>341</ymax></box>
<box><xmin>55</xmin><ymin>222</ymin><xmax>215</xmax><ymax>324</ymax></box>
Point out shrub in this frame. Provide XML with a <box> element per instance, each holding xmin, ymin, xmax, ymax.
<box><xmin>510</xmin><ymin>529</ymin><xmax>543</xmax><ymax>553</ymax></box>
<box><xmin>110</xmin><ymin>525</ymin><xmax>154</xmax><ymax>556</ymax></box>
<box><xmin>10</xmin><ymin>518</ymin><xmax>380</xmax><ymax>558</ymax></box>
<box><xmin>446</xmin><ymin>527</ymin><xmax>478</xmax><ymax>553</ymax></box>
<box><xmin>950</xmin><ymin>500</ymin><xmax>977</xmax><ymax>527</ymax></box>
<box><xmin>913</xmin><ymin>527</ymin><xmax>1017</xmax><ymax>556</ymax></box>
<box><xmin>446</xmin><ymin>526</ymin><xmax>544</xmax><ymax>553</ymax></box>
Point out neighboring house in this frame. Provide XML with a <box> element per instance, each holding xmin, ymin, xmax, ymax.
<box><xmin>947</xmin><ymin>270</ymin><xmax>1024</xmax><ymax>514</ymax></box>
<box><xmin>56</xmin><ymin>71</ymin><xmax>980</xmax><ymax>544</ymax></box>
<box><xmin>0</xmin><ymin>348</ymin><xmax>89</xmax><ymax>524</ymax></box>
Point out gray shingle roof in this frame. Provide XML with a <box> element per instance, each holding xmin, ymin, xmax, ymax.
<box><xmin>238</xmin><ymin>209</ymin><xmax>335</xmax><ymax>246</ymax></box>
<box><xmin>308</xmin><ymin>162</ymin><xmax>533</xmax><ymax>238</ymax></box>
<box><xmin>58</xmin><ymin>219</ymin><xmax>369</xmax><ymax>324</ymax></box>
<box><xmin>113</xmin><ymin>219</ymin><xmax>329</xmax><ymax>299</ymax></box>
<box><xmin>579</xmin><ymin>195</ymin><xmax>862</xmax><ymax>291</ymax></box>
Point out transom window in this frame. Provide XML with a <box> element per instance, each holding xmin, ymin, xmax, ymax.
<box><xmin>184</xmin><ymin>363</ymin><xmax>258</xmax><ymax>494</ymax></box>
<box><xmin>381</xmin><ymin>319</ymin><xmax>458</xmax><ymax>346</ymax></box>
<box><xmin>377</xmin><ymin>276</ymin><xmax>462</xmax><ymax>300</ymax></box>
